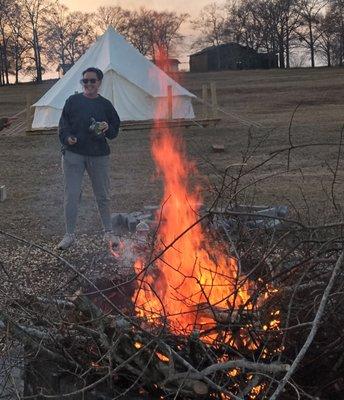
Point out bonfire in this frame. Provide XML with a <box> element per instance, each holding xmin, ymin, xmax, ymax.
<box><xmin>1</xmin><ymin>54</ymin><xmax>344</xmax><ymax>400</ymax></box>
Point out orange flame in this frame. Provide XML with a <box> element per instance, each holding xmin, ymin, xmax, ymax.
<box><xmin>156</xmin><ymin>352</ymin><xmax>170</xmax><ymax>362</ymax></box>
<box><xmin>132</xmin><ymin>49</ymin><xmax>254</xmax><ymax>338</ymax></box>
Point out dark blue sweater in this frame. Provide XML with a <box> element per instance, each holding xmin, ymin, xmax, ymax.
<box><xmin>58</xmin><ymin>93</ymin><xmax>120</xmax><ymax>156</ymax></box>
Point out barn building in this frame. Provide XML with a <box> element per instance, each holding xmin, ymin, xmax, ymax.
<box><xmin>189</xmin><ymin>43</ymin><xmax>278</xmax><ymax>72</ymax></box>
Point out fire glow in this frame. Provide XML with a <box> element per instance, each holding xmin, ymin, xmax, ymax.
<box><xmin>132</xmin><ymin>64</ymin><xmax>255</xmax><ymax>340</ymax></box>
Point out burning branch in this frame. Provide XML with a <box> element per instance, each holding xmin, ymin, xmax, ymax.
<box><xmin>3</xmin><ymin>86</ymin><xmax>344</xmax><ymax>399</ymax></box>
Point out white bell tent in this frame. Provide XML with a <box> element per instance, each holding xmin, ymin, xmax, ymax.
<box><xmin>31</xmin><ymin>27</ymin><xmax>195</xmax><ymax>129</ymax></box>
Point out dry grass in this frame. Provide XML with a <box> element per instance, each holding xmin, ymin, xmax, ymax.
<box><xmin>2</xmin><ymin>68</ymin><xmax>344</xmax><ymax>400</ymax></box>
<box><xmin>1</xmin><ymin>67</ymin><xmax>344</xmax><ymax>242</ymax></box>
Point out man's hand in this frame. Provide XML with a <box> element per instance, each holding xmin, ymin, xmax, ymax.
<box><xmin>67</xmin><ymin>136</ymin><xmax>77</xmax><ymax>145</ymax></box>
<box><xmin>99</xmin><ymin>121</ymin><xmax>109</xmax><ymax>132</ymax></box>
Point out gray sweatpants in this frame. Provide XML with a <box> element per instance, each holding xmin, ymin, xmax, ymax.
<box><xmin>62</xmin><ymin>150</ymin><xmax>112</xmax><ymax>234</ymax></box>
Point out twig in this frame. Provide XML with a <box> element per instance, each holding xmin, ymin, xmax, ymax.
<box><xmin>270</xmin><ymin>249</ymin><xmax>344</xmax><ymax>400</ymax></box>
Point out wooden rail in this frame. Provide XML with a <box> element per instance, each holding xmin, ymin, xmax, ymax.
<box><xmin>26</xmin><ymin>117</ymin><xmax>221</xmax><ymax>135</ymax></box>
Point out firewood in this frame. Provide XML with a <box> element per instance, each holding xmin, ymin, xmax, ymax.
<box><xmin>0</xmin><ymin>312</ymin><xmax>81</xmax><ymax>370</ymax></box>
<box><xmin>192</xmin><ymin>380</ymin><xmax>209</xmax><ymax>396</ymax></box>
<box><xmin>196</xmin><ymin>302</ymin><xmax>255</xmax><ymax>324</ymax></box>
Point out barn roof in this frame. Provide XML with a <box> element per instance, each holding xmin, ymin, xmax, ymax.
<box><xmin>190</xmin><ymin>43</ymin><xmax>257</xmax><ymax>57</ymax></box>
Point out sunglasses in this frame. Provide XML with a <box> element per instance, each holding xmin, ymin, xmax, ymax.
<box><xmin>80</xmin><ymin>78</ymin><xmax>98</xmax><ymax>84</ymax></box>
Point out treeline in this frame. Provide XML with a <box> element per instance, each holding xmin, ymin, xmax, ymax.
<box><xmin>1</xmin><ymin>0</ymin><xmax>344</xmax><ymax>84</ymax></box>
<box><xmin>0</xmin><ymin>0</ymin><xmax>187</xmax><ymax>85</ymax></box>
<box><xmin>193</xmin><ymin>0</ymin><xmax>344</xmax><ymax>69</ymax></box>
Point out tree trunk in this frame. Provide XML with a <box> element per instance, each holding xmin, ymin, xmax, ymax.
<box><xmin>33</xmin><ymin>29</ymin><xmax>42</xmax><ymax>83</ymax></box>
<box><xmin>3</xmin><ymin>46</ymin><xmax>9</xmax><ymax>85</ymax></box>
<box><xmin>1</xmin><ymin>28</ymin><xmax>9</xmax><ymax>85</ymax></box>
<box><xmin>327</xmin><ymin>43</ymin><xmax>331</xmax><ymax>67</ymax></box>
<box><xmin>279</xmin><ymin>51</ymin><xmax>285</xmax><ymax>68</ymax></box>
<box><xmin>286</xmin><ymin>30</ymin><xmax>290</xmax><ymax>69</ymax></box>
<box><xmin>37</xmin><ymin>43</ymin><xmax>43</xmax><ymax>83</ymax></box>
<box><xmin>309</xmin><ymin>21</ymin><xmax>315</xmax><ymax>68</ymax></box>
<box><xmin>60</xmin><ymin>34</ymin><xmax>65</xmax><ymax>66</ymax></box>
<box><xmin>15</xmin><ymin>46</ymin><xmax>19</xmax><ymax>84</ymax></box>
<box><xmin>279</xmin><ymin>38</ymin><xmax>285</xmax><ymax>69</ymax></box>
<box><xmin>340</xmin><ymin>27</ymin><xmax>344</xmax><ymax>67</ymax></box>
<box><xmin>310</xmin><ymin>46</ymin><xmax>315</xmax><ymax>67</ymax></box>
<box><xmin>272</xmin><ymin>39</ymin><xmax>277</xmax><ymax>68</ymax></box>
<box><xmin>0</xmin><ymin>47</ymin><xmax>4</xmax><ymax>86</ymax></box>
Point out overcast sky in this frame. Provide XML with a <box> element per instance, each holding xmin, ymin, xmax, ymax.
<box><xmin>63</xmin><ymin>0</ymin><xmax>213</xmax><ymax>16</ymax></box>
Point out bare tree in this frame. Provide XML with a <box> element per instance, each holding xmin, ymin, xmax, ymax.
<box><xmin>6</xmin><ymin>2</ymin><xmax>30</xmax><ymax>83</ymax></box>
<box><xmin>44</xmin><ymin>3</ymin><xmax>95</xmax><ymax>67</ymax></box>
<box><xmin>126</xmin><ymin>8</ymin><xmax>187</xmax><ymax>58</ymax></box>
<box><xmin>283</xmin><ymin>0</ymin><xmax>303</xmax><ymax>67</ymax></box>
<box><xmin>257</xmin><ymin>0</ymin><xmax>301</xmax><ymax>68</ymax></box>
<box><xmin>149</xmin><ymin>10</ymin><xmax>188</xmax><ymax>61</ymax></box>
<box><xmin>94</xmin><ymin>5</ymin><xmax>131</xmax><ymax>36</ymax></box>
<box><xmin>191</xmin><ymin>3</ymin><xmax>230</xmax><ymax>70</ymax></box>
<box><xmin>317</xmin><ymin>11</ymin><xmax>336</xmax><ymax>66</ymax></box>
<box><xmin>223</xmin><ymin>0</ymin><xmax>268</xmax><ymax>52</ymax></box>
<box><xmin>224</xmin><ymin>0</ymin><xmax>301</xmax><ymax>68</ymax></box>
<box><xmin>18</xmin><ymin>0</ymin><xmax>53</xmax><ymax>83</ymax></box>
<box><xmin>0</xmin><ymin>0</ymin><xmax>15</xmax><ymax>85</ymax></box>
<box><xmin>328</xmin><ymin>0</ymin><xmax>344</xmax><ymax>65</ymax></box>
<box><xmin>223</xmin><ymin>0</ymin><xmax>248</xmax><ymax>44</ymax></box>
<box><xmin>192</xmin><ymin>3</ymin><xmax>227</xmax><ymax>48</ymax></box>
<box><xmin>126</xmin><ymin>8</ymin><xmax>153</xmax><ymax>56</ymax></box>
<box><xmin>295</xmin><ymin>0</ymin><xmax>329</xmax><ymax>67</ymax></box>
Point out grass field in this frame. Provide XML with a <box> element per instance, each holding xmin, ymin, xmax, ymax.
<box><xmin>1</xmin><ymin>67</ymin><xmax>344</xmax><ymax>242</ymax></box>
<box><xmin>1</xmin><ymin>68</ymin><xmax>344</xmax><ymax>399</ymax></box>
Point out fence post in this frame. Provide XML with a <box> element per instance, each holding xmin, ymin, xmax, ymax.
<box><xmin>202</xmin><ymin>84</ymin><xmax>208</xmax><ymax>119</ymax></box>
<box><xmin>210</xmin><ymin>81</ymin><xmax>218</xmax><ymax>118</ymax></box>
<box><xmin>167</xmin><ymin>85</ymin><xmax>173</xmax><ymax>120</ymax></box>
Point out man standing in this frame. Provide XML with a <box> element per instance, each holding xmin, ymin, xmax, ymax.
<box><xmin>58</xmin><ymin>67</ymin><xmax>120</xmax><ymax>250</ymax></box>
